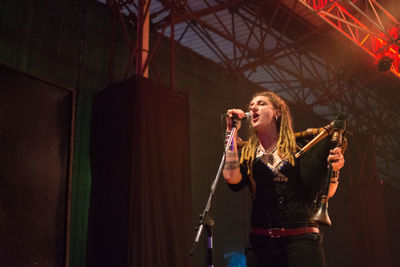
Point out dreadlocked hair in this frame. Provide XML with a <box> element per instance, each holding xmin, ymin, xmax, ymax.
<box><xmin>240</xmin><ymin>91</ymin><xmax>297</xmax><ymax>192</ymax></box>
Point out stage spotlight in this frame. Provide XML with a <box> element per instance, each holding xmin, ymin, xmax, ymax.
<box><xmin>378</xmin><ymin>56</ymin><xmax>393</xmax><ymax>72</ymax></box>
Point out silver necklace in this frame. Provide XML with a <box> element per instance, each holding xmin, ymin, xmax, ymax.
<box><xmin>258</xmin><ymin>145</ymin><xmax>277</xmax><ymax>165</ymax></box>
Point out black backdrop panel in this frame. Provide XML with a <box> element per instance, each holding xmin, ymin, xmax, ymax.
<box><xmin>88</xmin><ymin>76</ymin><xmax>192</xmax><ymax>267</ymax></box>
<box><xmin>0</xmin><ymin>66</ymin><xmax>73</xmax><ymax>266</ymax></box>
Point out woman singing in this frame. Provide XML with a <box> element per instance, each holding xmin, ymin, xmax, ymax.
<box><xmin>223</xmin><ymin>91</ymin><xmax>345</xmax><ymax>267</ymax></box>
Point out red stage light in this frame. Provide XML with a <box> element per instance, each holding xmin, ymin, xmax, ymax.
<box><xmin>300</xmin><ymin>0</ymin><xmax>400</xmax><ymax>78</ymax></box>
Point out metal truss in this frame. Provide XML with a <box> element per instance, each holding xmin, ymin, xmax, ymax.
<box><xmin>299</xmin><ymin>0</ymin><xmax>400</xmax><ymax>77</ymax></box>
<box><xmin>99</xmin><ymin>0</ymin><xmax>400</xmax><ymax>187</ymax></box>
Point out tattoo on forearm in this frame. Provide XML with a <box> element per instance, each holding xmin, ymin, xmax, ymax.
<box><xmin>224</xmin><ymin>161</ymin><xmax>240</xmax><ymax>170</ymax></box>
<box><xmin>226</xmin><ymin>151</ymin><xmax>238</xmax><ymax>157</ymax></box>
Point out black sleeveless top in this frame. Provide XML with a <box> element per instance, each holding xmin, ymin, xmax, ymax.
<box><xmin>228</xmin><ymin>138</ymin><xmax>334</xmax><ymax>229</ymax></box>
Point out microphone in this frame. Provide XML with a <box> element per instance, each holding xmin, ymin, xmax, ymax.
<box><xmin>223</xmin><ymin>112</ymin><xmax>252</xmax><ymax>120</ymax></box>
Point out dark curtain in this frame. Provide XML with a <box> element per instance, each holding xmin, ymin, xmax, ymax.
<box><xmin>322</xmin><ymin>133</ymin><xmax>400</xmax><ymax>267</ymax></box>
<box><xmin>323</xmin><ymin>184</ymin><xmax>397</xmax><ymax>267</ymax></box>
<box><xmin>87</xmin><ymin>76</ymin><xmax>192</xmax><ymax>267</ymax></box>
<box><xmin>346</xmin><ymin>185</ymin><xmax>391</xmax><ymax>266</ymax></box>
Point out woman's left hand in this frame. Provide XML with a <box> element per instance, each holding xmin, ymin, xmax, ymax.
<box><xmin>328</xmin><ymin>147</ymin><xmax>345</xmax><ymax>172</ymax></box>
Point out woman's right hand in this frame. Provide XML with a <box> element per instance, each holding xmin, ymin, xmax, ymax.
<box><xmin>224</xmin><ymin>108</ymin><xmax>245</xmax><ymax>185</ymax></box>
<box><xmin>226</xmin><ymin>109</ymin><xmax>246</xmax><ymax>131</ymax></box>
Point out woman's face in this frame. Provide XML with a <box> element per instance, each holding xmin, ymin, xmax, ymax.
<box><xmin>249</xmin><ymin>95</ymin><xmax>280</xmax><ymax>131</ymax></box>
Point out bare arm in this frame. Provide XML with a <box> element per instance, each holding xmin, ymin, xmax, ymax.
<box><xmin>222</xmin><ymin>109</ymin><xmax>245</xmax><ymax>184</ymax></box>
<box><xmin>327</xmin><ymin>147</ymin><xmax>345</xmax><ymax>198</ymax></box>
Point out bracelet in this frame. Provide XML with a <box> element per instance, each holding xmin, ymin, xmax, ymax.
<box><xmin>331</xmin><ymin>170</ymin><xmax>340</xmax><ymax>179</ymax></box>
<box><xmin>225</xmin><ymin>131</ymin><xmax>235</xmax><ymax>151</ymax></box>
<box><xmin>330</xmin><ymin>170</ymin><xmax>340</xmax><ymax>183</ymax></box>
<box><xmin>224</xmin><ymin>131</ymin><xmax>232</xmax><ymax>144</ymax></box>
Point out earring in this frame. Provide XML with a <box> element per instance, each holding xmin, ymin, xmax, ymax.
<box><xmin>275</xmin><ymin>115</ymin><xmax>279</xmax><ymax>121</ymax></box>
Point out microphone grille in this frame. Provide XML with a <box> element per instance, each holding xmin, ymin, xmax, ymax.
<box><xmin>244</xmin><ymin>112</ymin><xmax>253</xmax><ymax>120</ymax></box>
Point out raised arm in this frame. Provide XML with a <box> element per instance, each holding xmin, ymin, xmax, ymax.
<box><xmin>223</xmin><ymin>109</ymin><xmax>245</xmax><ymax>184</ymax></box>
<box><xmin>327</xmin><ymin>147</ymin><xmax>345</xmax><ymax>198</ymax></box>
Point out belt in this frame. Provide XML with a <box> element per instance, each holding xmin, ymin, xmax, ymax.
<box><xmin>251</xmin><ymin>226</ymin><xmax>319</xmax><ymax>238</ymax></box>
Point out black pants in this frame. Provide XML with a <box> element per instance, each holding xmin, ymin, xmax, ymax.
<box><xmin>248</xmin><ymin>232</ymin><xmax>326</xmax><ymax>267</ymax></box>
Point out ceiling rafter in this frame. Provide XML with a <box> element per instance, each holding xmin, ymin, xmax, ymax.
<box><xmin>298</xmin><ymin>0</ymin><xmax>400</xmax><ymax>77</ymax></box>
<box><xmin>153</xmin><ymin>0</ymin><xmax>246</xmax><ymax>30</ymax></box>
<box><xmin>100</xmin><ymin>0</ymin><xmax>400</xmax><ymax>187</ymax></box>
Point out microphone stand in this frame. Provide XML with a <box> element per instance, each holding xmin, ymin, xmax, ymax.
<box><xmin>190</xmin><ymin>119</ymin><xmax>239</xmax><ymax>267</ymax></box>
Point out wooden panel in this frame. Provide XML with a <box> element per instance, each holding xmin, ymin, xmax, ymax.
<box><xmin>0</xmin><ymin>66</ymin><xmax>74</xmax><ymax>267</ymax></box>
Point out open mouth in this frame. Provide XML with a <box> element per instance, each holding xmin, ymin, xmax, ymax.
<box><xmin>252</xmin><ymin>113</ymin><xmax>259</xmax><ymax>121</ymax></box>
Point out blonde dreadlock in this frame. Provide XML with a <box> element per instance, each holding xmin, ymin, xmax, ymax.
<box><xmin>240</xmin><ymin>91</ymin><xmax>297</xmax><ymax>195</ymax></box>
